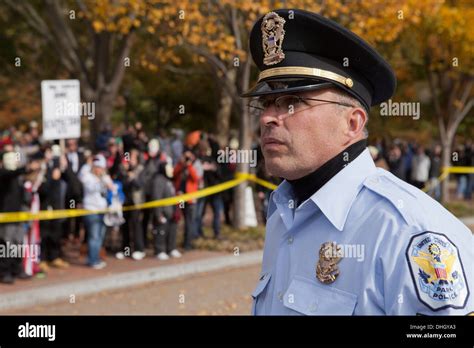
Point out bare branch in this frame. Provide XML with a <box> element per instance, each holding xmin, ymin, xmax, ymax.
<box><xmin>184</xmin><ymin>43</ymin><xmax>228</xmax><ymax>77</ymax></box>
<box><xmin>447</xmin><ymin>78</ymin><xmax>473</xmax><ymax>131</ymax></box>
<box><xmin>458</xmin><ymin>78</ymin><xmax>473</xmax><ymax>106</ymax></box>
<box><xmin>44</xmin><ymin>0</ymin><xmax>93</xmax><ymax>90</ymax></box>
<box><xmin>426</xmin><ymin>68</ymin><xmax>442</xmax><ymax>117</ymax></box>
<box><xmin>230</xmin><ymin>6</ymin><xmax>242</xmax><ymax>50</ymax></box>
<box><xmin>109</xmin><ymin>32</ymin><xmax>136</xmax><ymax>94</ymax></box>
<box><xmin>450</xmin><ymin>98</ymin><xmax>473</xmax><ymax>137</ymax></box>
<box><xmin>5</xmin><ymin>0</ymin><xmax>54</xmax><ymax>42</ymax></box>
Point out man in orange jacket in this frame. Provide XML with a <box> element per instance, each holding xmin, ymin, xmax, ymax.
<box><xmin>173</xmin><ymin>150</ymin><xmax>199</xmax><ymax>250</ymax></box>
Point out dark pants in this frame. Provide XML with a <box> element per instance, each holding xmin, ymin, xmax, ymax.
<box><xmin>0</xmin><ymin>223</ymin><xmax>25</xmax><ymax>278</ymax></box>
<box><xmin>0</xmin><ymin>239</ymin><xmax>23</xmax><ymax>278</ymax></box>
<box><xmin>65</xmin><ymin>215</ymin><xmax>82</xmax><ymax>240</ymax></box>
<box><xmin>183</xmin><ymin>203</ymin><xmax>196</xmax><ymax>250</ymax></box>
<box><xmin>142</xmin><ymin>209</ymin><xmax>151</xmax><ymax>249</ymax></box>
<box><xmin>222</xmin><ymin>190</ymin><xmax>233</xmax><ymax>226</ymax></box>
<box><xmin>40</xmin><ymin>220</ymin><xmax>63</xmax><ymax>262</ymax></box>
<box><xmin>154</xmin><ymin>222</ymin><xmax>178</xmax><ymax>254</ymax></box>
<box><xmin>121</xmin><ymin>210</ymin><xmax>144</xmax><ymax>253</ymax></box>
<box><xmin>209</xmin><ymin>195</ymin><xmax>223</xmax><ymax>237</ymax></box>
<box><xmin>194</xmin><ymin>198</ymin><xmax>206</xmax><ymax>238</ymax></box>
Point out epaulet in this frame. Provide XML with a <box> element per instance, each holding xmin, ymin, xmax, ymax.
<box><xmin>362</xmin><ymin>169</ymin><xmax>424</xmax><ymax>226</ymax></box>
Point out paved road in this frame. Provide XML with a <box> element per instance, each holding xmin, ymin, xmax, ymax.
<box><xmin>6</xmin><ymin>264</ymin><xmax>260</xmax><ymax>315</ymax></box>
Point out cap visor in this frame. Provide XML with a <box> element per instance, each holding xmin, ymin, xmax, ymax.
<box><xmin>241</xmin><ymin>78</ymin><xmax>334</xmax><ymax>98</ymax></box>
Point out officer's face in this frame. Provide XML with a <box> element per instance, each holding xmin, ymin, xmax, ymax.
<box><xmin>259</xmin><ymin>89</ymin><xmax>354</xmax><ymax>180</ymax></box>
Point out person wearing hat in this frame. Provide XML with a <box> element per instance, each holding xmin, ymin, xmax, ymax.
<box><xmin>80</xmin><ymin>154</ymin><xmax>115</xmax><ymax>269</ymax></box>
<box><xmin>243</xmin><ymin>9</ymin><xmax>473</xmax><ymax>315</ymax></box>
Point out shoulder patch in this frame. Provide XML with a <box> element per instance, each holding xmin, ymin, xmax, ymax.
<box><xmin>406</xmin><ymin>231</ymin><xmax>469</xmax><ymax>311</ymax></box>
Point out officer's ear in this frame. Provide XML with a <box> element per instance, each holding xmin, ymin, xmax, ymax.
<box><xmin>344</xmin><ymin>107</ymin><xmax>367</xmax><ymax>139</ymax></box>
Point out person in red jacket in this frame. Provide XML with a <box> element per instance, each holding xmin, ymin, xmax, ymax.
<box><xmin>173</xmin><ymin>150</ymin><xmax>199</xmax><ymax>250</ymax></box>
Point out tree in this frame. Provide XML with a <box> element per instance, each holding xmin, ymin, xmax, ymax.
<box><xmin>390</xmin><ymin>0</ymin><xmax>474</xmax><ymax>202</ymax></box>
<box><xmin>162</xmin><ymin>0</ymin><xmax>437</xmax><ymax>228</ymax></box>
<box><xmin>4</xmin><ymin>0</ymin><xmax>177</xmax><ymax>144</ymax></box>
<box><xmin>153</xmin><ymin>0</ymin><xmax>273</xmax><ymax>229</ymax></box>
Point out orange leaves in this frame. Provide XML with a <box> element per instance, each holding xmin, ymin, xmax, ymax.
<box><xmin>133</xmin><ymin>0</ymin><xmax>473</xmax><ymax>79</ymax></box>
<box><xmin>92</xmin><ymin>20</ymin><xmax>105</xmax><ymax>33</ymax></box>
<box><xmin>410</xmin><ymin>1</ymin><xmax>474</xmax><ymax>74</ymax></box>
<box><xmin>83</xmin><ymin>0</ymin><xmax>178</xmax><ymax>34</ymax></box>
<box><xmin>167</xmin><ymin>0</ymin><xmax>268</xmax><ymax>67</ymax></box>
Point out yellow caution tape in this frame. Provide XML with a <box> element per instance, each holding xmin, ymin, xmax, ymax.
<box><xmin>444</xmin><ymin>166</ymin><xmax>474</xmax><ymax>174</ymax></box>
<box><xmin>0</xmin><ymin>172</ymin><xmax>273</xmax><ymax>224</ymax></box>
<box><xmin>0</xmin><ymin>166</ymin><xmax>470</xmax><ymax>223</ymax></box>
<box><xmin>236</xmin><ymin>172</ymin><xmax>278</xmax><ymax>191</ymax></box>
<box><xmin>422</xmin><ymin>166</ymin><xmax>473</xmax><ymax>192</ymax></box>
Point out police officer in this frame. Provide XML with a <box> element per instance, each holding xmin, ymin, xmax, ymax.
<box><xmin>241</xmin><ymin>9</ymin><xmax>473</xmax><ymax>315</ymax></box>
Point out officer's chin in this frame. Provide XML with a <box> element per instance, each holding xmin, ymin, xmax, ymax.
<box><xmin>264</xmin><ymin>158</ymin><xmax>289</xmax><ymax>179</ymax></box>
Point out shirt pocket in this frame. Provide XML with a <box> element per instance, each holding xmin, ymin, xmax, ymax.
<box><xmin>283</xmin><ymin>275</ymin><xmax>357</xmax><ymax>315</ymax></box>
<box><xmin>251</xmin><ymin>272</ymin><xmax>272</xmax><ymax>315</ymax></box>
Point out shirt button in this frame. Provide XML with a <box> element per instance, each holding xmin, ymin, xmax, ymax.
<box><xmin>288</xmin><ymin>236</ymin><xmax>294</xmax><ymax>244</ymax></box>
<box><xmin>309</xmin><ymin>302</ymin><xmax>318</xmax><ymax>312</ymax></box>
<box><xmin>277</xmin><ymin>292</ymin><xmax>283</xmax><ymax>301</ymax></box>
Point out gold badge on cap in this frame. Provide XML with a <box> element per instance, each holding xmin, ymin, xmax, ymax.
<box><xmin>261</xmin><ymin>12</ymin><xmax>286</xmax><ymax>66</ymax></box>
<box><xmin>316</xmin><ymin>242</ymin><xmax>342</xmax><ymax>284</ymax></box>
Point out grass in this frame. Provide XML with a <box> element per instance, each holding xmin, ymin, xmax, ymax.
<box><xmin>192</xmin><ymin>224</ymin><xmax>266</xmax><ymax>252</ymax></box>
<box><xmin>443</xmin><ymin>200</ymin><xmax>473</xmax><ymax>218</ymax></box>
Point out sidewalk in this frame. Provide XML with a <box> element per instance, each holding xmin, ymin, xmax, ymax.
<box><xmin>1</xmin><ymin>214</ymin><xmax>471</xmax><ymax>313</ymax></box>
<box><xmin>0</xmin><ymin>248</ymin><xmax>263</xmax><ymax>312</ymax></box>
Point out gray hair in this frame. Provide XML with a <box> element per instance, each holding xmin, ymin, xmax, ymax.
<box><xmin>331</xmin><ymin>89</ymin><xmax>369</xmax><ymax>138</ymax></box>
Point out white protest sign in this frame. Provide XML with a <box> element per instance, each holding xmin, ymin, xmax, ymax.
<box><xmin>41</xmin><ymin>79</ymin><xmax>81</xmax><ymax>140</ymax></box>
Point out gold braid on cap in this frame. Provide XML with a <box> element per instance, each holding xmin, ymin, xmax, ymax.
<box><xmin>258</xmin><ymin>66</ymin><xmax>354</xmax><ymax>88</ymax></box>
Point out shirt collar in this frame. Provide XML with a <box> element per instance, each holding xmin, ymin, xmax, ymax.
<box><xmin>272</xmin><ymin>148</ymin><xmax>376</xmax><ymax>231</ymax></box>
<box><xmin>310</xmin><ymin>148</ymin><xmax>376</xmax><ymax>231</ymax></box>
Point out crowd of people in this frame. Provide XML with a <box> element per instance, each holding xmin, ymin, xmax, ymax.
<box><xmin>0</xmin><ymin>121</ymin><xmax>471</xmax><ymax>285</ymax></box>
<box><xmin>0</xmin><ymin>121</ymin><xmax>238</xmax><ymax>284</ymax></box>
<box><xmin>367</xmin><ymin>138</ymin><xmax>473</xmax><ymax>201</ymax></box>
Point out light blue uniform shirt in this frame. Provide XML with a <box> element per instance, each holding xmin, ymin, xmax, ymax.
<box><xmin>252</xmin><ymin>149</ymin><xmax>474</xmax><ymax>315</ymax></box>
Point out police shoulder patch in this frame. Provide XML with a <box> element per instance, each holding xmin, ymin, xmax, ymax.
<box><xmin>406</xmin><ymin>231</ymin><xmax>469</xmax><ymax>311</ymax></box>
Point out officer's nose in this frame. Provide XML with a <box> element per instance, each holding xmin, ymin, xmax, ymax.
<box><xmin>260</xmin><ymin>105</ymin><xmax>281</xmax><ymax>128</ymax></box>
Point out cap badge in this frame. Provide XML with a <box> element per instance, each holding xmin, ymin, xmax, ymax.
<box><xmin>261</xmin><ymin>12</ymin><xmax>286</xmax><ymax>66</ymax></box>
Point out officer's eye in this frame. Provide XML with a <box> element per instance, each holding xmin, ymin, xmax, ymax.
<box><xmin>275</xmin><ymin>95</ymin><xmax>304</xmax><ymax>113</ymax></box>
<box><xmin>260</xmin><ymin>98</ymin><xmax>275</xmax><ymax>109</ymax></box>
<box><xmin>249</xmin><ymin>98</ymin><xmax>274</xmax><ymax>111</ymax></box>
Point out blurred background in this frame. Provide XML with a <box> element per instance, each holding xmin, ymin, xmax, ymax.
<box><xmin>0</xmin><ymin>0</ymin><xmax>472</xmax><ymax>314</ymax></box>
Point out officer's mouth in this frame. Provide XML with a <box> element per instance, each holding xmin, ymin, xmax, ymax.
<box><xmin>262</xmin><ymin>137</ymin><xmax>286</xmax><ymax>150</ymax></box>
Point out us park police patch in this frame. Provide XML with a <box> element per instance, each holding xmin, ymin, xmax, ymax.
<box><xmin>406</xmin><ymin>232</ymin><xmax>469</xmax><ymax>311</ymax></box>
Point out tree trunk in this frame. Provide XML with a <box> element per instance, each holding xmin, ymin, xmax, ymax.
<box><xmin>440</xmin><ymin>138</ymin><xmax>453</xmax><ymax>203</ymax></box>
<box><xmin>89</xmin><ymin>90</ymin><xmax>115</xmax><ymax>142</ymax></box>
<box><xmin>215</xmin><ymin>70</ymin><xmax>236</xmax><ymax>147</ymax></box>
<box><xmin>233</xmin><ymin>57</ymin><xmax>252</xmax><ymax>230</ymax></box>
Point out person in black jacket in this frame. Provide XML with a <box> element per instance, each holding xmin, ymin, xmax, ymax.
<box><xmin>152</xmin><ymin>161</ymin><xmax>181</xmax><ymax>260</ymax></box>
<box><xmin>64</xmin><ymin>139</ymin><xmax>86</xmax><ymax>244</ymax></box>
<box><xmin>386</xmin><ymin>144</ymin><xmax>406</xmax><ymax>181</ymax></box>
<box><xmin>0</xmin><ymin>151</ymin><xmax>40</xmax><ymax>284</ymax></box>
<box><xmin>38</xmin><ymin>154</ymin><xmax>73</xmax><ymax>269</ymax></box>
